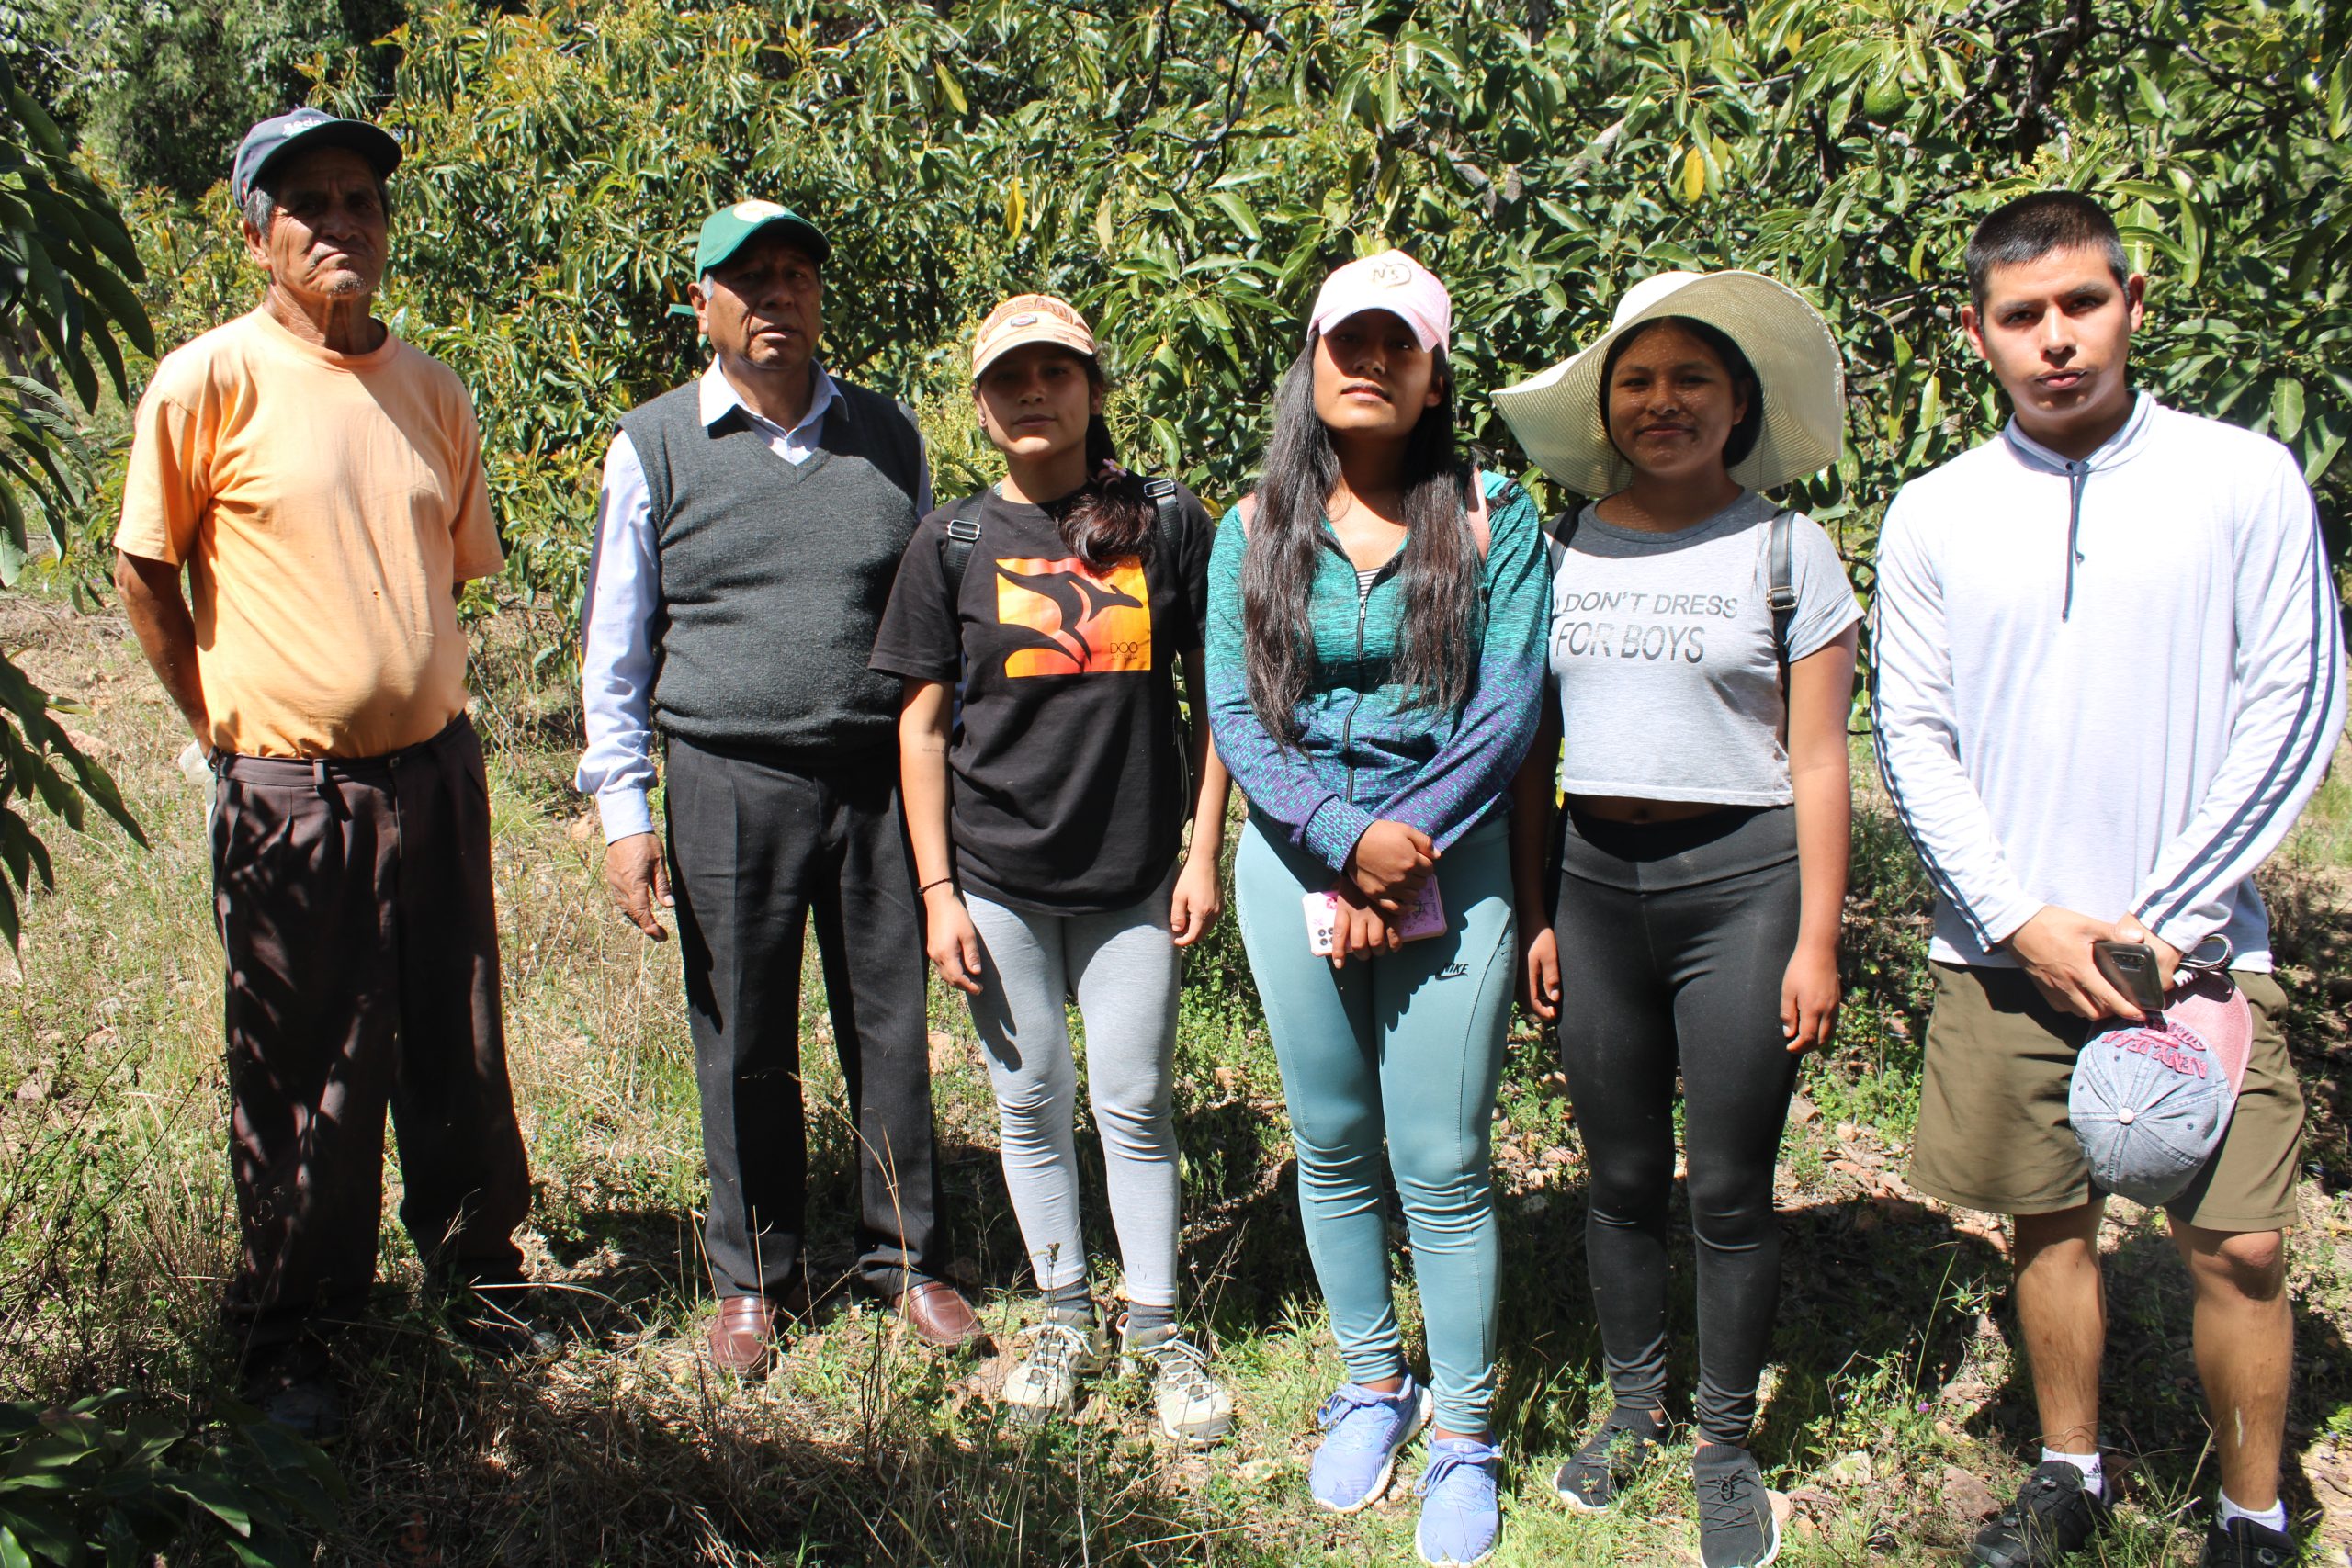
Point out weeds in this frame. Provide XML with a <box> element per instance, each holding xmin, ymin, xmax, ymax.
<box><xmin>2</xmin><ymin>597</ymin><xmax>2348</xmax><ymax>1564</ymax></box>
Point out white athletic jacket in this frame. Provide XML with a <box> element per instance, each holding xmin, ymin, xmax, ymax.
<box><xmin>1871</xmin><ymin>392</ymin><xmax>2346</xmax><ymax>969</ymax></box>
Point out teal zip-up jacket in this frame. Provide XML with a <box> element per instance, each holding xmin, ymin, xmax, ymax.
<box><xmin>1204</xmin><ymin>469</ymin><xmax>1550</xmax><ymax>872</ymax></box>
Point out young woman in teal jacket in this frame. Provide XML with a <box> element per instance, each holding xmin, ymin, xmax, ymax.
<box><xmin>1204</xmin><ymin>251</ymin><xmax>1547</xmax><ymax>1568</ymax></box>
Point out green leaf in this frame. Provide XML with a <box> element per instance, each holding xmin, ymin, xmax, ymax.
<box><xmin>161</xmin><ymin>1473</ymin><xmax>255</xmax><ymax>1537</ymax></box>
<box><xmin>933</xmin><ymin>62</ymin><xmax>967</xmax><ymax>115</ymax></box>
<box><xmin>2269</xmin><ymin>378</ymin><xmax>2304</xmax><ymax>441</ymax></box>
<box><xmin>1207</xmin><ymin>190</ymin><xmax>1261</xmax><ymax>242</ymax></box>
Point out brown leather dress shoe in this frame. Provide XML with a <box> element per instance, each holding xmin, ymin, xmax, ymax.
<box><xmin>705</xmin><ymin>1296</ymin><xmax>783</xmax><ymax>1375</ymax></box>
<box><xmin>891</xmin><ymin>1278</ymin><xmax>984</xmax><ymax>1349</ymax></box>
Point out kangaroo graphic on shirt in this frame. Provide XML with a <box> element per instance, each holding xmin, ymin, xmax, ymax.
<box><xmin>994</xmin><ymin>558</ymin><xmax>1153</xmax><ymax>676</ymax></box>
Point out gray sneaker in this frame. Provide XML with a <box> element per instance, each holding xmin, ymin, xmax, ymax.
<box><xmin>1000</xmin><ymin>1318</ymin><xmax>1106</xmax><ymax>1424</ymax></box>
<box><xmin>1119</xmin><ymin>1319</ymin><xmax>1233</xmax><ymax>1445</ymax></box>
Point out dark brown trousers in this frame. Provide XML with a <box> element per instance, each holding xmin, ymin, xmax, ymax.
<box><xmin>211</xmin><ymin>716</ymin><xmax>530</xmax><ymax>1373</ymax></box>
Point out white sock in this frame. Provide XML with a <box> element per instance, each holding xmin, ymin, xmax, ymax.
<box><xmin>2216</xmin><ymin>1492</ymin><xmax>2288</xmax><ymax>1533</ymax></box>
<box><xmin>2041</xmin><ymin>1447</ymin><xmax>2105</xmax><ymax>1498</ymax></box>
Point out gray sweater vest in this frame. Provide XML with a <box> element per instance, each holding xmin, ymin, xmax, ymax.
<box><xmin>619</xmin><ymin>377</ymin><xmax>925</xmax><ymax>760</ymax></box>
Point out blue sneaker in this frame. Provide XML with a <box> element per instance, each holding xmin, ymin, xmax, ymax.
<box><xmin>1416</xmin><ymin>1436</ymin><xmax>1503</xmax><ymax>1565</ymax></box>
<box><xmin>1308</xmin><ymin>1376</ymin><xmax>1431</xmax><ymax>1513</ymax></box>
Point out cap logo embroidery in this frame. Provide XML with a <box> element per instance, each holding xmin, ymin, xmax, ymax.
<box><xmin>2110</xmin><ymin>1019</ymin><xmax>2213</xmax><ymax>1079</ymax></box>
<box><xmin>1008</xmin><ymin>312</ymin><xmax>1038</xmax><ymax>327</ymax></box>
<box><xmin>1368</xmin><ymin>257</ymin><xmax>1412</xmax><ymax>288</ymax></box>
<box><xmin>731</xmin><ymin>200</ymin><xmax>787</xmax><ymax>220</ymax></box>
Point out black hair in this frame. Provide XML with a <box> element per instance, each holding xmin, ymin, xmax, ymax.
<box><xmin>1239</xmin><ymin>330</ymin><xmax>1479</xmax><ymax>743</ymax></box>
<box><xmin>1062</xmin><ymin>358</ymin><xmax>1158</xmax><ymax>571</ymax></box>
<box><xmin>1598</xmin><ymin>315</ymin><xmax>1765</xmax><ymax>472</ymax></box>
<box><xmin>1964</xmin><ymin>191</ymin><xmax>2130</xmax><ymax>310</ymax></box>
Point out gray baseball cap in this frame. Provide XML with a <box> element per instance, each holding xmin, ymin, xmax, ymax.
<box><xmin>2068</xmin><ymin>970</ymin><xmax>2252</xmax><ymax>1205</ymax></box>
<box><xmin>232</xmin><ymin>108</ymin><xmax>401</xmax><ymax>209</ymax></box>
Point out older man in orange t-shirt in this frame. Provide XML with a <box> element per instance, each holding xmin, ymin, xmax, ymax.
<box><xmin>114</xmin><ymin>109</ymin><xmax>538</xmax><ymax>1438</ymax></box>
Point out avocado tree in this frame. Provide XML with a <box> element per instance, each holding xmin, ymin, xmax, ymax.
<box><xmin>0</xmin><ymin>58</ymin><xmax>146</xmax><ymax>946</ymax></box>
<box><xmin>170</xmin><ymin>0</ymin><xmax>2343</xmax><ymax>638</ymax></box>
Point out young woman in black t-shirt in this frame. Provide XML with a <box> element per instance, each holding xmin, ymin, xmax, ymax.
<box><xmin>869</xmin><ymin>295</ymin><xmax>1234</xmax><ymax>1442</ymax></box>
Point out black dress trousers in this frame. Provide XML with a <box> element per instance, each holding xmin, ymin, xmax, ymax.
<box><xmin>664</xmin><ymin>736</ymin><xmax>941</xmax><ymax>1299</ymax></box>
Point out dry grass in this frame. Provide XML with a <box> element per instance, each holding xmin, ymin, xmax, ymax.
<box><xmin>3</xmin><ymin>592</ymin><xmax>2350</xmax><ymax>1566</ymax></box>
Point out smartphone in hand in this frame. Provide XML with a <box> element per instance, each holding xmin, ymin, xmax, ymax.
<box><xmin>2091</xmin><ymin>939</ymin><xmax>2168</xmax><ymax>1014</ymax></box>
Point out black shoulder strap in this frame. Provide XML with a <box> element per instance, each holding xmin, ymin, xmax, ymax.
<box><xmin>941</xmin><ymin>515</ymin><xmax>982</xmax><ymax>602</ymax></box>
<box><xmin>1767</xmin><ymin>508</ymin><xmax>1797</xmax><ymax>694</ymax></box>
<box><xmin>1546</xmin><ymin>499</ymin><xmax>1588</xmax><ymax>549</ymax></box>
<box><xmin>1143</xmin><ymin>475</ymin><xmax>1188</xmax><ymax>623</ymax></box>
<box><xmin>1143</xmin><ymin>476</ymin><xmax>1184</xmax><ymax>560</ymax></box>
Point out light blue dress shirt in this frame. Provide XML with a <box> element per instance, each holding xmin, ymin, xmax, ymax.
<box><xmin>573</xmin><ymin>360</ymin><xmax>931</xmax><ymax>842</ymax></box>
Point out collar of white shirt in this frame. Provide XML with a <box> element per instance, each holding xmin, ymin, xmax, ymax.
<box><xmin>696</xmin><ymin>357</ymin><xmax>845</xmax><ymax>446</ymax></box>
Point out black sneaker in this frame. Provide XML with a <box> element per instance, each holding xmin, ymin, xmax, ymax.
<box><xmin>1971</xmin><ymin>1461</ymin><xmax>2109</xmax><ymax>1567</ymax></box>
<box><xmin>244</xmin><ymin>1372</ymin><xmax>344</xmax><ymax>1443</ymax></box>
<box><xmin>1692</xmin><ymin>1443</ymin><xmax>1780</xmax><ymax>1568</ymax></box>
<box><xmin>2199</xmin><ymin>1516</ymin><xmax>2298</xmax><ymax>1567</ymax></box>
<box><xmin>1553</xmin><ymin>1405</ymin><xmax>1667</xmax><ymax>1510</ymax></box>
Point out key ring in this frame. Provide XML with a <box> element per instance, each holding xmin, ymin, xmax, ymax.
<box><xmin>2179</xmin><ymin>933</ymin><xmax>2233</xmax><ymax>974</ymax></box>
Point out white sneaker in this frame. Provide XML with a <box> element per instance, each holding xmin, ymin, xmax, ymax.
<box><xmin>1000</xmin><ymin>1318</ymin><xmax>1105</xmax><ymax>1424</ymax></box>
<box><xmin>1119</xmin><ymin>1318</ymin><xmax>1234</xmax><ymax>1445</ymax></box>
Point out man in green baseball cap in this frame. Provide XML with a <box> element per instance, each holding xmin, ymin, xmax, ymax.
<box><xmin>576</xmin><ymin>200</ymin><xmax>982</xmax><ymax>1372</ymax></box>
<box><xmin>694</xmin><ymin>198</ymin><xmax>831</xmax><ymax>272</ymax></box>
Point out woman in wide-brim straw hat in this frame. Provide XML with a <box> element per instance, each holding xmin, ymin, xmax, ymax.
<box><xmin>1494</xmin><ymin>271</ymin><xmax>1861</xmax><ymax>1568</ymax></box>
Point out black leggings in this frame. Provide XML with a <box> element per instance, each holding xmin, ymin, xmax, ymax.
<box><xmin>1552</xmin><ymin>805</ymin><xmax>1802</xmax><ymax>1448</ymax></box>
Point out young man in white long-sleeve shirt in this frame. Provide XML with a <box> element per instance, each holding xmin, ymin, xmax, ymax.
<box><xmin>1872</xmin><ymin>192</ymin><xmax>2346</xmax><ymax>1568</ymax></box>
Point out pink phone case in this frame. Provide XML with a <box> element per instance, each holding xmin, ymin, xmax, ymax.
<box><xmin>1303</xmin><ymin>881</ymin><xmax>1446</xmax><ymax>953</ymax></box>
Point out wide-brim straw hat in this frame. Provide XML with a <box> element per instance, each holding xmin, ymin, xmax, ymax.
<box><xmin>1493</xmin><ymin>270</ymin><xmax>1845</xmax><ymax>496</ymax></box>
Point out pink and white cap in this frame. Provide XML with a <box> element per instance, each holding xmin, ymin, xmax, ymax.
<box><xmin>1308</xmin><ymin>250</ymin><xmax>1452</xmax><ymax>354</ymax></box>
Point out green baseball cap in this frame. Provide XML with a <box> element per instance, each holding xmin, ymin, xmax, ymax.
<box><xmin>694</xmin><ymin>199</ymin><xmax>830</xmax><ymax>275</ymax></box>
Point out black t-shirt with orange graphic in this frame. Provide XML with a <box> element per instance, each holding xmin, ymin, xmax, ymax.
<box><xmin>870</xmin><ymin>481</ymin><xmax>1215</xmax><ymax>915</ymax></box>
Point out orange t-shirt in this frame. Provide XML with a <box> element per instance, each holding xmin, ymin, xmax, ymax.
<box><xmin>115</xmin><ymin>309</ymin><xmax>503</xmax><ymax>759</ymax></box>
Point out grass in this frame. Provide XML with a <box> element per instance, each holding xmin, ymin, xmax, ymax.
<box><xmin>2</xmin><ymin>592</ymin><xmax>2350</xmax><ymax>1565</ymax></box>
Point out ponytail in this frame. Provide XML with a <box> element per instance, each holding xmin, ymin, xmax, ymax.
<box><xmin>1058</xmin><ymin>369</ymin><xmax>1156</xmax><ymax>571</ymax></box>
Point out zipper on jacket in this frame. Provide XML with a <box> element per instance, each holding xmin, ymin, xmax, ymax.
<box><xmin>1341</xmin><ymin>585</ymin><xmax>1372</xmax><ymax>803</ymax></box>
<box><xmin>2062</xmin><ymin>459</ymin><xmax>2086</xmax><ymax>621</ymax></box>
<box><xmin>1320</xmin><ymin>530</ymin><xmax>1403</xmax><ymax>807</ymax></box>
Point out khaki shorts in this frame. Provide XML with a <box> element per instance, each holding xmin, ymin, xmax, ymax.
<box><xmin>1909</xmin><ymin>963</ymin><xmax>2303</xmax><ymax>1233</ymax></box>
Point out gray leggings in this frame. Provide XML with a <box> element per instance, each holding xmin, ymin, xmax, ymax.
<box><xmin>965</xmin><ymin>875</ymin><xmax>1182</xmax><ymax>1309</ymax></box>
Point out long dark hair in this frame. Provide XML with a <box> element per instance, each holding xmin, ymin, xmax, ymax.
<box><xmin>1239</xmin><ymin>331</ymin><xmax>1480</xmax><ymax>742</ymax></box>
<box><xmin>1037</xmin><ymin>355</ymin><xmax>1156</xmax><ymax>573</ymax></box>
<box><xmin>1598</xmin><ymin>315</ymin><xmax>1765</xmax><ymax>471</ymax></box>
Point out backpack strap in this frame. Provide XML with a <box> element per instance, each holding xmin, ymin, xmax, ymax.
<box><xmin>1143</xmin><ymin>476</ymin><xmax>1188</xmax><ymax>625</ymax></box>
<box><xmin>941</xmin><ymin>514</ymin><xmax>982</xmax><ymax>602</ymax></box>
<box><xmin>1767</xmin><ymin>507</ymin><xmax>1797</xmax><ymax>696</ymax></box>
<box><xmin>1143</xmin><ymin>476</ymin><xmax>1184</xmax><ymax>558</ymax></box>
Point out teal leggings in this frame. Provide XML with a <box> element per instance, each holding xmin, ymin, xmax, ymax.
<box><xmin>1234</xmin><ymin>813</ymin><xmax>1516</xmax><ymax>1434</ymax></box>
